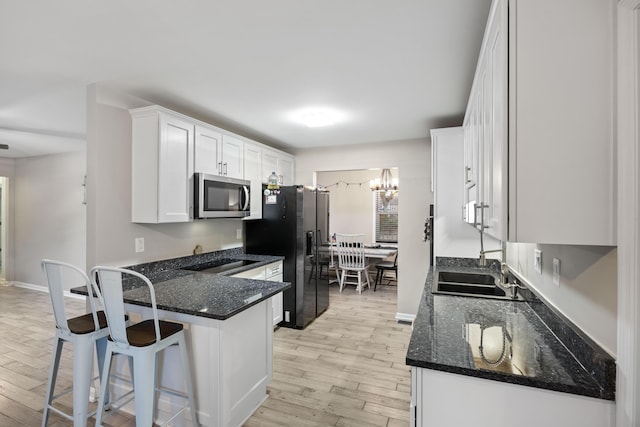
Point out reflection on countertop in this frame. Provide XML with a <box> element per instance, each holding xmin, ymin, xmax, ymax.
<box><xmin>406</xmin><ymin>257</ymin><xmax>615</xmax><ymax>401</ymax></box>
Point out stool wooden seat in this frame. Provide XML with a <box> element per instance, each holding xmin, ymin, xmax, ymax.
<box><xmin>91</xmin><ymin>266</ymin><xmax>198</xmax><ymax>427</ymax></box>
<box><xmin>41</xmin><ymin>259</ymin><xmax>111</xmax><ymax>427</ymax></box>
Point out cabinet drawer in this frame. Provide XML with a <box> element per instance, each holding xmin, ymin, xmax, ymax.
<box><xmin>232</xmin><ymin>266</ymin><xmax>266</xmax><ymax>280</ymax></box>
<box><xmin>265</xmin><ymin>262</ymin><xmax>283</xmax><ymax>279</ymax></box>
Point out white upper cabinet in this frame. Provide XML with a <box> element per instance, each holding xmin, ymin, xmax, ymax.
<box><xmin>262</xmin><ymin>149</ymin><xmax>295</xmax><ymax>185</ymax></box>
<box><xmin>464</xmin><ymin>0</ymin><xmax>614</xmax><ymax>245</ymax></box>
<box><xmin>221</xmin><ymin>134</ymin><xmax>244</xmax><ymax>179</ymax></box>
<box><xmin>131</xmin><ymin>107</ymin><xmax>194</xmax><ymax>223</ymax></box>
<box><xmin>194</xmin><ymin>125</ymin><xmax>244</xmax><ymax>179</ymax></box>
<box><xmin>194</xmin><ymin>125</ymin><xmax>222</xmax><ymax>176</ymax></box>
<box><xmin>131</xmin><ymin>105</ymin><xmax>294</xmax><ymax>223</ymax></box>
<box><xmin>243</xmin><ymin>142</ymin><xmax>263</xmax><ymax>219</ymax></box>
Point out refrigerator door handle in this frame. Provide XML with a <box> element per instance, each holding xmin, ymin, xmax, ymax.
<box><xmin>306</xmin><ymin>231</ymin><xmax>314</xmax><ymax>256</ymax></box>
<box><xmin>281</xmin><ymin>198</ymin><xmax>287</xmax><ymax>219</ymax></box>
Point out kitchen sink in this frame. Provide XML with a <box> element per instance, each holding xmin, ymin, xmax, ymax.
<box><xmin>432</xmin><ymin>270</ymin><xmax>523</xmax><ymax>300</ymax></box>
<box><xmin>182</xmin><ymin>258</ymin><xmax>261</xmax><ymax>274</ymax></box>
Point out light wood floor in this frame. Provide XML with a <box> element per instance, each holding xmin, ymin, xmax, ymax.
<box><xmin>0</xmin><ymin>279</ymin><xmax>411</xmax><ymax>426</ymax></box>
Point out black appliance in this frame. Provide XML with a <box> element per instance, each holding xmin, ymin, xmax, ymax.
<box><xmin>244</xmin><ymin>185</ymin><xmax>330</xmax><ymax>329</ymax></box>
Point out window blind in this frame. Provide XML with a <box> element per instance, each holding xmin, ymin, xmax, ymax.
<box><xmin>375</xmin><ymin>192</ymin><xmax>398</xmax><ymax>243</ymax></box>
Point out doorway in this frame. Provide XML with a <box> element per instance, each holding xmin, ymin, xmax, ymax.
<box><xmin>316</xmin><ymin>168</ymin><xmax>399</xmax><ymax>294</ymax></box>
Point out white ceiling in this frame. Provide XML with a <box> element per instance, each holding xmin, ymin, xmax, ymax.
<box><xmin>0</xmin><ymin>0</ymin><xmax>491</xmax><ymax>158</ymax></box>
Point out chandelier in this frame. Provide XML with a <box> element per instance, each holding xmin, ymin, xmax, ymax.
<box><xmin>370</xmin><ymin>168</ymin><xmax>398</xmax><ymax>208</ymax></box>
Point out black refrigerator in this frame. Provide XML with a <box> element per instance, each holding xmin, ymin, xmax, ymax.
<box><xmin>244</xmin><ymin>185</ymin><xmax>330</xmax><ymax>329</ymax></box>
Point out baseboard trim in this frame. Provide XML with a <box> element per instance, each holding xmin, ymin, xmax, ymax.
<box><xmin>12</xmin><ymin>281</ymin><xmax>84</xmax><ymax>299</ymax></box>
<box><xmin>395</xmin><ymin>312</ymin><xmax>415</xmax><ymax>324</ymax></box>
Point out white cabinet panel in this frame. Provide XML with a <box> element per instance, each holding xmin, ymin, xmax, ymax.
<box><xmin>261</xmin><ymin>150</ymin><xmax>279</xmax><ymax>184</ymax></box>
<box><xmin>195</xmin><ymin>125</ymin><xmax>222</xmax><ymax>175</ymax></box>
<box><xmin>131</xmin><ymin>107</ymin><xmax>194</xmax><ymax>223</ymax></box>
<box><xmin>195</xmin><ymin>126</ymin><xmax>244</xmax><ymax>179</ymax></box>
<box><xmin>232</xmin><ymin>261</ymin><xmax>284</xmax><ymax>328</ymax></box>
<box><xmin>412</xmin><ymin>367</ymin><xmax>614</xmax><ymax>427</ymax></box>
<box><xmin>265</xmin><ymin>261</ymin><xmax>284</xmax><ymax>327</ymax></box>
<box><xmin>195</xmin><ymin>125</ymin><xmax>222</xmax><ymax>176</ymax></box>
<box><xmin>463</xmin><ymin>0</ymin><xmax>614</xmax><ymax>245</ymax></box>
<box><xmin>262</xmin><ymin>149</ymin><xmax>295</xmax><ymax>185</ymax></box>
<box><xmin>221</xmin><ymin>134</ymin><xmax>244</xmax><ymax>179</ymax></box>
<box><xmin>243</xmin><ymin>142</ymin><xmax>263</xmax><ymax>219</ymax></box>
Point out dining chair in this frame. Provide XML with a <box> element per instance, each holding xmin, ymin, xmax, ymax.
<box><xmin>41</xmin><ymin>259</ymin><xmax>111</xmax><ymax>427</ymax></box>
<box><xmin>90</xmin><ymin>266</ymin><xmax>198</xmax><ymax>427</ymax></box>
<box><xmin>374</xmin><ymin>252</ymin><xmax>398</xmax><ymax>291</ymax></box>
<box><xmin>335</xmin><ymin>233</ymin><xmax>371</xmax><ymax>293</ymax></box>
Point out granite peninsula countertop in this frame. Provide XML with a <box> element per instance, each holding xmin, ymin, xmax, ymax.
<box><xmin>72</xmin><ymin>248</ymin><xmax>289</xmax><ymax>321</ymax></box>
<box><xmin>406</xmin><ymin>258</ymin><xmax>615</xmax><ymax>401</ymax></box>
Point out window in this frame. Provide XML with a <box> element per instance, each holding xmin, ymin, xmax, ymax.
<box><xmin>375</xmin><ymin>191</ymin><xmax>398</xmax><ymax>243</ymax></box>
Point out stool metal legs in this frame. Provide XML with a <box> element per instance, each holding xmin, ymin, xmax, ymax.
<box><xmin>42</xmin><ymin>331</ymin><xmax>108</xmax><ymax>427</ymax></box>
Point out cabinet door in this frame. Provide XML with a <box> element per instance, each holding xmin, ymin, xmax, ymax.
<box><xmin>463</xmin><ymin>97</ymin><xmax>480</xmax><ymax>225</ymax></box>
<box><xmin>278</xmin><ymin>155</ymin><xmax>295</xmax><ymax>185</ymax></box>
<box><xmin>262</xmin><ymin>149</ymin><xmax>279</xmax><ymax>184</ymax></box>
<box><xmin>232</xmin><ymin>266</ymin><xmax>266</xmax><ymax>280</ymax></box>
<box><xmin>195</xmin><ymin>125</ymin><xmax>222</xmax><ymax>175</ymax></box>
<box><xmin>158</xmin><ymin>113</ymin><xmax>194</xmax><ymax>222</ymax></box>
<box><xmin>482</xmin><ymin>0</ymin><xmax>508</xmax><ymax>241</ymax></box>
<box><xmin>244</xmin><ymin>142</ymin><xmax>263</xmax><ymax>219</ymax></box>
<box><xmin>221</xmin><ymin>134</ymin><xmax>244</xmax><ymax>179</ymax></box>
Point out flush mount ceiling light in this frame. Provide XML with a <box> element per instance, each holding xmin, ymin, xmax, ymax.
<box><xmin>300</xmin><ymin>110</ymin><xmax>335</xmax><ymax>128</ymax></box>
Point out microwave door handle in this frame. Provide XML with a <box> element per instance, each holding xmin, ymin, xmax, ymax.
<box><xmin>241</xmin><ymin>185</ymin><xmax>250</xmax><ymax>211</ymax></box>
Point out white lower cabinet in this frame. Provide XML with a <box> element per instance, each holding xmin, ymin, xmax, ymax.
<box><xmin>232</xmin><ymin>261</ymin><xmax>284</xmax><ymax>328</ymax></box>
<box><xmin>411</xmin><ymin>367</ymin><xmax>614</xmax><ymax>427</ymax></box>
<box><xmin>265</xmin><ymin>262</ymin><xmax>283</xmax><ymax>327</ymax></box>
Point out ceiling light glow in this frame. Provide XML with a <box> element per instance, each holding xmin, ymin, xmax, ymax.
<box><xmin>301</xmin><ymin>110</ymin><xmax>336</xmax><ymax>128</ymax></box>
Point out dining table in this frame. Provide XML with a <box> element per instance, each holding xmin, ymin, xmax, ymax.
<box><xmin>318</xmin><ymin>243</ymin><xmax>397</xmax><ymax>286</ymax></box>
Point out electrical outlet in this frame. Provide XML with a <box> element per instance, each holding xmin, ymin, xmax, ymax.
<box><xmin>135</xmin><ymin>237</ymin><xmax>145</xmax><ymax>253</ymax></box>
<box><xmin>534</xmin><ymin>249</ymin><xmax>542</xmax><ymax>274</ymax></box>
<box><xmin>553</xmin><ymin>258</ymin><xmax>561</xmax><ymax>286</ymax></box>
<box><xmin>236</xmin><ymin>228</ymin><xmax>242</xmax><ymax>239</ymax></box>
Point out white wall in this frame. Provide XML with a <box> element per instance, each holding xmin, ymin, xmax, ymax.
<box><xmin>0</xmin><ymin>158</ymin><xmax>15</xmax><ymax>282</ymax></box>
<box><xmin>86</xmin><ymin>85</ymin><xmax>243</xmax><ymax>269</ymax></box>
<box><xmin>317</xmin><ymin>168</ymin><xmax>394</xmax><ymax>243</ymax></box>
<box><xmin>507</xmin><ymin>243</ymin><xmax>617</xmax><ymax>356</ymax></box>
<box><xmin>431</xmin><ymin>127</ymin><xmax>500</xmax><ymax>259</ymax></box>
<box><xmin>294</xmin><ymin>139</ymin><xmax>430</xmax><ymax>320</ymax></box>
<box><xmin>12</xmin><ymin>151</ymin><xmax>87</xmax><ymax>289</ymax></box>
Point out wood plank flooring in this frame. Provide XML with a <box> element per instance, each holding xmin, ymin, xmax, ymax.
<box><xmin>0</xmin><ymin>280</ymin><xmax>412</xmax><ymax>426</ymax></box>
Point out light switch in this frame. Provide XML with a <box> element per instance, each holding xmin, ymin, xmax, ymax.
<box><xmin>135</xmin><ymin>237</ymin><xmax>145</xmax><ymax>253</ymax></box>
<box><xmin>236</xmin><ymin>228</ymin><xmax>242</xmax><ymax>239</ymax></box>
<box><xmin>534</xmin><ymin>249</ymin><xmax>542</xmax><ymax>274</ymax></box>
<box><xmin>553</xmin><ymin>258</ymin><xmax>561</xmax><ymax>286</ymax></box>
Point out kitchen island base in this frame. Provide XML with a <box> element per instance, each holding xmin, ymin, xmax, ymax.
<box><xmin>106</xmin><ymin>298</ymin><xmax>274</xmax><ymax>427</ymax></box>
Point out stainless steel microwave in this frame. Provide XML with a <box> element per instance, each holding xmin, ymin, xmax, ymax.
<box><xmin>194</xmin><ymin>173</ymin><xmax>250</xmax><ymax>218</ymax></box>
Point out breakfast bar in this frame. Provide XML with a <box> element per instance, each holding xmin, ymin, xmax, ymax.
<box><xmin>73</xmin><ymin>250</ymin><xmax>289</xmax><ymax>427</ymax></box>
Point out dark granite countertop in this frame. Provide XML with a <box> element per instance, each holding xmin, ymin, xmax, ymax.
<box><xmin>72</xmin><ymin>248</ymin><xmax>289</xmax><ymax>321</ymax></box>
<box><xmin>406</xmin><ymin>258</ymin><xmax>615</xmax><ymax>401</ymax></box>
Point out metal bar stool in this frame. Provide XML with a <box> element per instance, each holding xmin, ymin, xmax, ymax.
<box><xmin>41</xmin><ymin>259</ymin><xmax>110</xmax><ymax>427</ymax></box>
<box><xmin>91</xmin><ymin>266</ymin><xmax>198</xmax><ymax>427</ymax></box>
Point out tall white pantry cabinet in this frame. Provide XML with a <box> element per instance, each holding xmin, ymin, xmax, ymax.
<box><xmin>463</xmin><ymin>0</ymin><xmax>615</xmax><ymax>246</ymax></box>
